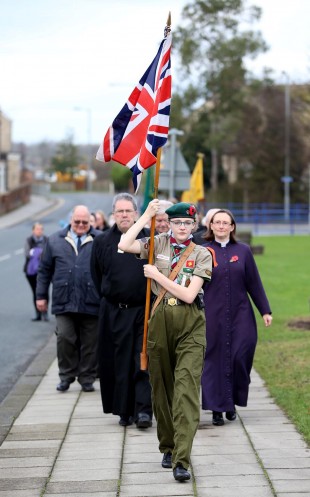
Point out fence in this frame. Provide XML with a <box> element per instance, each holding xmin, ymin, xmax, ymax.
<box><xmin>201</xmin><ymin>202</ymin><xmax>309</xmax><ymax>224</ymax></box>
<box><xmin>0</xmin><ymin>183</ymin><xmax>31</xmax><ymax>216</ymax></box>
<box><xmin>199</xmin><ymin>202</ymin><xmax>310</xmax><ymax>236</ymax></box>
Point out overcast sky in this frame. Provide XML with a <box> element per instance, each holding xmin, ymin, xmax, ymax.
<box><xmin>0</xmin><ymin>0</ymin><xmax>309</xmax><ymax>145</ymax></box>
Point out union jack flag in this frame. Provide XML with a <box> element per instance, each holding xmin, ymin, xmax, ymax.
<box><xmin>96</xmin><ymin>32</ymin><xmax>172</xmax><ymax>191</ymax></box>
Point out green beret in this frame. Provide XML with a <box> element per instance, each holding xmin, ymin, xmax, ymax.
<box><xmin>165</xmin><ymin>202</ymin><xmax>197</xmax><ymax>219</ymax></box>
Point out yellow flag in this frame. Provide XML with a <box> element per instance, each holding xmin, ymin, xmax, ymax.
<box><xmin>181</xmin><ymin>153</ymin><xmax>205</xmax><ymax>203</ymax></box>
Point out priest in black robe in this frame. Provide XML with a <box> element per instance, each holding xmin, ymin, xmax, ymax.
<box><xmin>91</xmin><ymin>193</ymin><xmax>152</xmax><ymax>428</ymax></box>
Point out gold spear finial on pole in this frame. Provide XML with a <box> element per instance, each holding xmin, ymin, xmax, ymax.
<box><xmin>164</xmin><ymin>11</ymin><xmax>171</xmax><ymax>37</ymax></box>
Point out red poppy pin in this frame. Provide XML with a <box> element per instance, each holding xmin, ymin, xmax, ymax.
<box><xmin>186</xmin><ymin>260</ymin><xmax>195</xmax><ymax>268</ymax></box>
<box><xmin>188</xmin><ymin>205</ymin><xmax>196</xmax><ymax>216</ymax></box>
<box><xmin>229</xmin><ymin>255</ymin><xmax>239</xmax><ymax>263</ymax></box>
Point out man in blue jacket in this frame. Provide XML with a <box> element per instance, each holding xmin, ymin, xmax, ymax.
<box><xmin>36</xmin><ymin>205</ymin><xmax>101</xmax><ymax>393</ymax></box>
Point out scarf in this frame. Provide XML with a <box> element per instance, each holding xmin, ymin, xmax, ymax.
<box><xmin>170</xmin><ymin>235</ymin><xmax>192</xmax><ymax>269</ymax></box>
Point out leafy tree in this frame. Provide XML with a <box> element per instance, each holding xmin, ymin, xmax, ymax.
<box><xmin>51</xmin><ymin>132</ymin><xmax>80</xmax><ymax>175</ymax></box>
<box><xmin>223</xmin><ymin>84</ymin><xmax>310</xmax><ymax>204</ymax></box>
<box><xmin>110</xmin><ymin>162</ymin><xmax>132</xmax><ymax>192</ymax></box>
<box><xmin>171</xmin><ymin>0</ymin><xmax>268</xmax><ymax>193</ymax></box>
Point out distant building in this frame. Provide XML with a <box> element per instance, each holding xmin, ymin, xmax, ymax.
<box><xmin>0</xmin><ymin>109</ymin><xmax>21</xmax><ymax>192</ymax></box>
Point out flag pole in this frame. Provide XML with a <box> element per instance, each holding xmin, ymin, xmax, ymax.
<box><xmin>140</xmin><ymin>148</ymin><xmax>162</xmax><ymax>370</ymax></box>
<box><xmin>140</xmin><ymin>12</ymin><xmax>171</xmax><ymax>371</ymax></box>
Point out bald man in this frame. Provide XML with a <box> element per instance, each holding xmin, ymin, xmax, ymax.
<box><xmin>36</xmin><ymin>205</ymin><xmax>101</xmax><ymax>393</ymax></box>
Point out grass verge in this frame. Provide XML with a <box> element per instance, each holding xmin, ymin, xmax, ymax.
<box><xmin>252</xmin><ymin>235</ymin><xmax>310</xmax><ymax>446</ymax></box>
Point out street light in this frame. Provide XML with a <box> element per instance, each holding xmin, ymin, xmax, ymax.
<box><xmin>168</xmin><ymin>128</ymin><xmax>184</xmax><ymax>198</ymax></box>
<box><xmin>74</xmin><ymin>107</ymin><xmax>92</xmax><ymax>191</ymax></box>
<box><xmin>281</xmin><ymin>72</ymin><xmax>292</xmax><ymax>221</ymax></box>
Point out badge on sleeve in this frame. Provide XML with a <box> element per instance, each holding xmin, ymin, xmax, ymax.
<box><xmin>184</xmin><ymin>260</ymin><xmax>195</xmax><ymax>274</ymax></box>
<box><xmin>140</xmin><ymin>237</ymin><xmax>149</xmax><ymax>250</ymax></box>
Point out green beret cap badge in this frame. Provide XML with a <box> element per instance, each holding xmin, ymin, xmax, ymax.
<box><xmin>165</xmin><ymin>202</ymin><xmax>197</xmax><ymax>219</ymax></box>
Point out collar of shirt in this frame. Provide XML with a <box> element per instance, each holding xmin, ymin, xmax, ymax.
<box><xmin>214</xmin><ymin>238</ymin><xmax>229</xmax><ymax>247</ymax></box>
<box><xmin>70</xmin><ymin>229</ymin><xmax>87</xmax><ymax>246</ymax></box>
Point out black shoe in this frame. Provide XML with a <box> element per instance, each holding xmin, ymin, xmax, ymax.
<box><xmin>212</xmin><ymin>411</ymin><xmax>224</xmax><ymax>426</ymax></box>
<box><xmin>56</xmin><ymin>381</ymin><xmax>70</xmax><ymax>392</ymax></box>
<box><xmin>173</xmin><ymin>464</ymin><xmax>191</xmax><ymax>481</ymax></box>
<box><xmin>162</xmin><ymin>452</ymin><xmax>172</xmax><ymax>468</ymax></box>
<box><xmin>32</xmin><ymin>316</ymin><xmax>41</xmax><ymax>321</ymax></box>
<box><xmin>81</xmin><ymin>383</ymin><xmax>95</xmax><ymax>392</ymax></box>
<box><xmin>136</xmin><ymin>412</ymin><xmax>152</xmax><ymax>429</ymax></box>
<box><xmin>226</xmin><ymin>409</ymin><xmax>236</xmax><ymax>421</ymax></box>
<box><xmin>119</xmin><ymin>416</ymin><xmax>133</xmax><ymax>426</ymax></box>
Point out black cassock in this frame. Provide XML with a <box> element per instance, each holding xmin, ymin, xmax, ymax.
<box><xmin>91</xmin><ymin>224</ymin><xmax>152</xmax><ymax>420</ymax></box>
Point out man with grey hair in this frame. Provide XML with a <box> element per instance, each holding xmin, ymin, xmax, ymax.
<box><xmin>36</xmin><ymin>205</ymin><xmax>101</xmax><ymax>393</ymax></box>
<box><xmin>91</xmin><ymin>193</ymin><xmax>153</xmax><ymax>429</ymax></box>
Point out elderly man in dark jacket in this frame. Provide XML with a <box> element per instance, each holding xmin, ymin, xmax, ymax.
<box><xmin>36</xmin><ymin>205</ymin><xmax>101</xmax><ymax>393</ymax></box>
<box><xmin>91</xmin><ymin>193</ymin><xmax>153</xmax><ymax>429</ymax></box>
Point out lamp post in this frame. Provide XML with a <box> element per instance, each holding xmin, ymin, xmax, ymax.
<box><xmin>74</xmin><ymin>107</ymin><xmax>92</xmax><ymax>191</ymax></box>
<box><xmin>168</xmin><ymin>128</ymin><xmax>184</xmax><ymax>199</ymax></box>
<box><xmin>281</xmin><ymin>72</ymin><xmax>292</xmax><ymax>221</ymax></box>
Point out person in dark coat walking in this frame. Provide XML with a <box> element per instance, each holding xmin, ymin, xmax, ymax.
<box><xmin>36</xmin><ymin>205</ymin><xmax>101</xmax><ymax>393</ymax></box>
<box><xmin>24</xmin><ymin>222</ymin><xmax>48</xmax><ymax>321</ymax></box>
<box><xmin>90</xmin><ymin>193</ymin><xmax>153</xmax><ymax>429</ymax></box>
<box><xmin>201</xmin><ymin>209</ymin><xmax>272</xmax><ymax>426</ymax></box>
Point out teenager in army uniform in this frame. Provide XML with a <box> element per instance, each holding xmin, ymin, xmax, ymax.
<box><xmin>118</xmin><ymin>199</ymin><xmax>212</xmax><ymax>482</ymax></box>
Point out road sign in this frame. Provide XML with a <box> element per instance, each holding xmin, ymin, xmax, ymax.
<box><xmin>281</xmin><ymin>176</ymin><xmax>293</xmax><ymax>183</ymax></box>
<box><xmin>159</xmin><ymin>144</ymin><xmax>191</xmax><ymax>192</ymax></box>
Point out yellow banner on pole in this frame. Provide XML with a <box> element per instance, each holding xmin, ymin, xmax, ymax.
<box><xmin>181</xmin><ymin>153</ymin><xmax>204</xmax><ymax>203</ymax></box>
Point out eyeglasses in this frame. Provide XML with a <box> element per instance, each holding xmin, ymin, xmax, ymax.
<box><xmin>156</xmin><ymin>219</ymin><xmax>169</xmax><ymax>224</ymax></box>
<box><xmin>212</xmin><ymin>221</ymin><xmax>232</xmax><ymax>226</ymax></box>
<box><xmin>73</xmin><ymin>220</ymin><xmax>89</xmax><ymax>225</ymax></box>
<box><xmin>114</xmin><ymin>209</ymin><xmax>135</xmax><ymax>215</ymax></box>
<box><xmin>170</xmin><ymin>220</ymin><xmax>195</xmax><ymax>227</ymax></box>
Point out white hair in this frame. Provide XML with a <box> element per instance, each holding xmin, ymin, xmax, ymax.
<box><xmin>158</xmin><ymin>200</ymin><xmax>174</xmax><ymax>215</ymax></box>
<box><xmin>205</xmin><ymin>208</ymin><xmax>220</xmax><ymax>228</ymax></box>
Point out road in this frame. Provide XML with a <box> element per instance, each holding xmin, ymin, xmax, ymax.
<box><xmin>3</xmin><ymin>191</ymin><xmax>306</xmax><ymax>403</ymax></box>
<box><xmin>0</xmin><ymin>191</ymin><xmax>122</xmax><ymax>403</ymax></box>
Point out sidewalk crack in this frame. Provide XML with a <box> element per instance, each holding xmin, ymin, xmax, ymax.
<box><xmin>116</xmin><ymin>425</ymin><xmax>127</xmax><ymax>497</ymax></box>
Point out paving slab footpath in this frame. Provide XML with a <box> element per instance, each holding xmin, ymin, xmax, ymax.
<box><xmin>0</xmin><ymin>196</ymin><xmax>309</xmax><ymax>495</ymax></box>
<box><xmin>0</xmin><ymin>353</ymin><xmax>309</xmax><ymax>497</ymax></box>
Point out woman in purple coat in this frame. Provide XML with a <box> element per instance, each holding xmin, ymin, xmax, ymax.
<box><xmin>201</xmin><ymin>209</ymin><xmax>272</xmax><ymax>426</ymax></box>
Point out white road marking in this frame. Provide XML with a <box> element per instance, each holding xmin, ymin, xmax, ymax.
<box><xmin>0</xmin><ymin>254</ymin><xmax>11</xmax><ymax>262</ymax></box>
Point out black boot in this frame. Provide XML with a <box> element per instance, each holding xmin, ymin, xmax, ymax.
<box><xmin>212</xmin><ymin>411</ymin><xmax>224</xmax><ymax>426</ymax></box>
<box><xmin>32</xmin><ymin>312</ymin><xmax>41</xmax><ymax>322</ymax></box>
<box><xmin>42</xmin><ymin>312</ymin><xmax>49</xmax><ymax>322</ymax></box>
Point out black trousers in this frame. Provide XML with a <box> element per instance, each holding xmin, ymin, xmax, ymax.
<box><xmin>26</xmin><ymin>273</ymin><xmax>49</xmax><ymax>318</ymax></box>
<box><xmin>55</xmin><ymin>313</ymin><xmax>98</xmax><ymax>385</ymax></box>
<box><xmin>26</xmin><ymin>274</ymin><xmax>40</xmax><ymax>317</ymax></box>
<box><xmin>97</xmin><ymin>299</ymin><xmax>152</xmax><ymax>421</ymax></box>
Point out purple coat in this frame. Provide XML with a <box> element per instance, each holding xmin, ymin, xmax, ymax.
<box><xmin>201</xmin><ymin>241</ymin><xmax>271</xmax><ymax>411</ymax></box>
